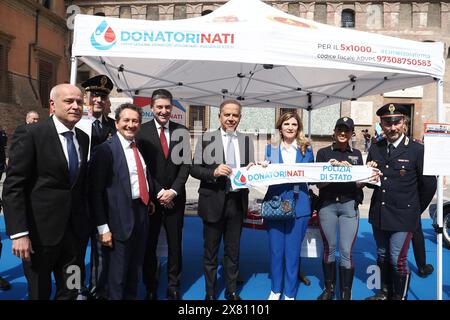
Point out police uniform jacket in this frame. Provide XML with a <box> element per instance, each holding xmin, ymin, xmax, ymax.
<box><xmin>367</xmin><ymin>136</ymin><xmax>436</xmax><ymax>232</ymax></box>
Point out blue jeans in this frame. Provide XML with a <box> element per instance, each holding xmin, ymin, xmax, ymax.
<box><xmin>372</xmin><ymin>226</ymin><xmax>412</xmax><ymax>275</ymax></box>
<box><xmin>318</xmin><ymin>200</ymin><xmax>359</xmax><ymax>269</ymax></box>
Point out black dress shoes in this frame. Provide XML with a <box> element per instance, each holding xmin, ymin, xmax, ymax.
<box><xmin>0</xmin><ymin>276</ymin><xmax>11</xmax><ymax>291</ymax></box>
<box><xmin>167</xmin><ymin>290</ymin><xmax>181</xmax><ymax>300</ymax></box>
<box><xmin>145</xmin><ymin>290</ymin><xmax>158</xmax><ymax>300</ymax></box>
<box><xmin>205</xmin><ymin>294</ymin><xmax>216</xmax><ymax>300</ymax></box>
<box><xmin>418</xmin><ymin>264</ymin><xmax>434</xmax><ymax>278</ymax></box>
<box><xmin>298</xmin><ymin>272</ymin><xmax>311</xmax><ymax>286</ymax></box>
<box><xmin>225</xmin><ymin>291</ymin><xmax>241</xmax><ymax>301</ymax></box>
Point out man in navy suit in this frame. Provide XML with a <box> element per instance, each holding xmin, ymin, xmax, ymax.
<box><xmin>88</xmin><ymin>103</ymin><xmax>155</xmax><ymax>300</ymax></box>
<box><xmin>2</xmin><ymin>84</ymin><xmax>91</xmax><ymax>299</ymax></box>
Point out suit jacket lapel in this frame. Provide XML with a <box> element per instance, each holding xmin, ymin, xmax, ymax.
<box><xmin>111</xmin><ymin>134</ymin><xmax>132</xmax><ymax>199</ymax></box>
<box><xmin>390</xmin><ymin>136</ymin><xmax>408</xmax><ymax>160</ymax></box>
<box><xmin>48</xmin><ymin>118</ymin><xmax>71</xmax><ymax>182</ymax></box>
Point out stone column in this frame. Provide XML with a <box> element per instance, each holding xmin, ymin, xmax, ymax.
<box><xmin>355</xmin><ymin>2</ymin><xmax>369</xmax><ymax>29</ymax></box>
<box><xmin>441</xmin><ymin>2</ymin><xmax>450</xmax><ymax>32</ymax></box>
<box><xmin>272</xmin><ymin>2</ymin><xmax>289</xmax><ymax>13</ymax></box>
<box><xmin>186</xmin><ymin>4</ymin><xmax>203</xmax><ymax>18</ymax></box>
<box><xmin>159</xmin><ymin>4</ymin><xmax>174</xmax><ymax>20</ymax></box>
<box><xmin>412</xmin><ymin>2</ymin><xmax>429</xmax><ymax>28</ymax></box>
<box><xmin>327</xmin><ymin>2</ymin><xmax>343</xmax><ymax>27</ymax></box>
<box><xmin>131</xmin><ymin>5</ymin><xmax>147</xmax><ymax>20</ymax></box>
<box><xmin>300</xmin><ymin>2</ymin><xmax>316</xmax><ymax>20</ymax></box>
<box><xmin>383</xmin><ymin>2</ymin><xmax>400</xmax><ymax>29</ymax></box>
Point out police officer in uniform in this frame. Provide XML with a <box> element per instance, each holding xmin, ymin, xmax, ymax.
<box><xmin>82</xmin><ymin>75</ymin><xmax>116</xmax><ymax>149</ymax></box>
<box><xmin>82</xmin><ymin>74</ymin><xmax>116</xmax><ymax>299</ymax></box>
<box><xmin>365</xmin><ymin>103</ymin><xmax>436</xmax><ymax>300</ymax></box>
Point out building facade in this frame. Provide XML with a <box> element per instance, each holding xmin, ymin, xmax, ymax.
<box><xmin>0</xmin><ymin>0</ymin><xmax>69</xmax><ymax>136</ymax></box>
<box><xmin>67</xmin><ymin>0</ymin><xmax>450</xmax><ymax>152</ymax></box>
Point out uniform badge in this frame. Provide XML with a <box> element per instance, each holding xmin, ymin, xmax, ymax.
<box><xmin>107</xmin><ymin>133</ymin><xmax>112</xmax><ymax>140</ymax></box>
<box><xmin>343</xmin><ymin>117</ymin><xmax>348</xmax><ymax>122</ymax></box>
<box><xmin>388</xmin><ymin>104</ymin><xmax>395</xmax><ymax>114</ymax></box>
<box><xmin>100</xmin><ymin>76</ymin><xmax>107</xmax><ymax>88</ymax></box>
<box><xmin>348</xmin><ymin>156</ymin><xmax>358</xmax><ymax>165</ymax></box>
<box><xmin>399</xmin><ymin>169</ymin><xmax>406</xmax><ymax>176</ymax></box>
<box><xmin>404</xmin><ymin>136</ymin><xmax>409</xmax><ymax>146</ymax></box>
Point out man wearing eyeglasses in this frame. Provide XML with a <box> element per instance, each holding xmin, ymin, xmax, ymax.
<box><xmin>365</xmin><ymin>103</ymin><xmax>436</xmax><ymax>300</ymax></box>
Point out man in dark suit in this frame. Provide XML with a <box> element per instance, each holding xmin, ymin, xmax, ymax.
<box><xmin>190</xmin><ymin>99</ymin><xmax>255</xmax><ymax>300</ymax></box>
<box><xmin>136</xmin><ymin>89</ymin><xmax>191</xmax><ymax>300</ymax></box>
<box><xmin>88</xmin><ymin>103</ymin><xmax>154</xmax><ymax>300</ymax></box>
<box><xmin>2</xmin><ymin>84</ymin><xmax>91</xmax><ymax>300</ymax></box>
<box><xmin>81</xmin><ymin>74</ymin><xmax>116</xmax><ymax>299</ymax></box>
<box><xmin>365</xmin><ymin>103</ymin><xmax>436</xmax><ymax>300</ymax></box>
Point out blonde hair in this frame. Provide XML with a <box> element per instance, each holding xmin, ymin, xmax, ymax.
<box><xmin>274</xmin><ymin>111</ymin><xmax>310</xmax><ymax>156</ymax></box>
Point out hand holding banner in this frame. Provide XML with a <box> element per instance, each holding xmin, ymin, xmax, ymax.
<box><xmin>230</xmin><ymin>162</ymin><xmax>380</xmax><ymax>190</ymax></box>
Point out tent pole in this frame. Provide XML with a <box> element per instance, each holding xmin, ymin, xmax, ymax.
<box><xmin>308</xmin><ymin>109</ymin><xmax>312</xmax><ymax>140</ymax></box>
<box><xmin>70</xmin><ymin>56</ymin><xmax>77</xmax><ymax>85</ymax></box>
<box><xmin>436</xmin><ymin>78</ymin><xmax>444</xmax><ymax>300</ymax></box>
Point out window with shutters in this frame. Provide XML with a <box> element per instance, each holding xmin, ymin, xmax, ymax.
<box><xmin>341</xmin><ymin>9</ymin><xmax>355</xmax><ymax>28</ymax></box>
<box><xmin>189</xmin><ymin>105</ymin><xmax>206</xmax><ymax>131</ymax></box>
<box><xmin>38</xmin><ymin>59</ymin><xmax>55</xmax><ymax>108</ymax></box>
<box><xmin>0</xmin><ymin>32</ymin><xmax>14</xmax><ymax>103</ymax></box>
<box><xmin>0</xmin><ymin>44</ymin><xmax>7</xmax><ymax>102</ymax></box>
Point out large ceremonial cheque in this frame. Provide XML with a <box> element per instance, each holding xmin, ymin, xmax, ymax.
<box><xmin>230</xmin><ymin>163</ymin><xmax>379</xmax><ymax>190</ymax></box>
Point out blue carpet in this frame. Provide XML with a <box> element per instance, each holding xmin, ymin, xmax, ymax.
<box><xmin>0</xmin><ymin>215</ymin><xmax>448</xmax><ymax>300</ymax></box>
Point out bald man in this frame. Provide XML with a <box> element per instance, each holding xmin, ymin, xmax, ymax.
<box><xmin>2</xmin><ymin>84</ymin><xmax>91</xmax><ymax>300</ymax></box>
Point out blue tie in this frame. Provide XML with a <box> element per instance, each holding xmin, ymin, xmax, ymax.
<box><xmin>63</xmin><ymin>131</ymin><xmax>79</xmax><ymax>185</ymax></box>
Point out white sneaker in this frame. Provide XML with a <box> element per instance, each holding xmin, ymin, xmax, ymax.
<box><xmin>268</xmin><ymin>291</ymin><xmax>281</xmax><ymax>300</ymax></box>
<box><xmin>284</xmin><ymin>295</ymin><xmax>295</xmax><ymax>300</ymax></box>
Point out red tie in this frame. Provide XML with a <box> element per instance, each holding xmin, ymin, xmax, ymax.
<box><xmin>131</xmin><ymin>142</ymin><xmax>149</xmax><ymax>206</ymax></box>
<box><xmin>160</xmin><ymin>126</ymin><xmax>169</xmax><ymax>159</ymax></box>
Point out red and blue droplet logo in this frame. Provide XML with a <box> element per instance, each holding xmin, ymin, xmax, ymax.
<box><xmin>233</xmin><ymin>171</ymin><xmax>247</xmax><ymax>187</ymax></box>
<box><xmin>91</xmin><ymin>20</ymin><xmax>117</xmax><ymax>50</ymax></box>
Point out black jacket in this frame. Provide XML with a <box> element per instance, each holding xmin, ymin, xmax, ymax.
<box><xmin>2</xmin><ymin>118</ymin><xmax>92</xmax><ymax>245</ymax></box>
<box><xmin>367</xmin><ymin>136</ymin><xmax>436</xmax><ymax>232</ymax></box>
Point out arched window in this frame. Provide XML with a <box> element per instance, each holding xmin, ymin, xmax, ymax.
<box><xmin>341</xmin><ymin>9</ymin><xmax>355</xmax><ymax>28</ymax></box>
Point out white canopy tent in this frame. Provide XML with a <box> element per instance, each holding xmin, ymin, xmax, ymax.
<box><xmin>71</xmin><ymin>0</ymin><xmax>446</xmax><ymax>299</ymax></box>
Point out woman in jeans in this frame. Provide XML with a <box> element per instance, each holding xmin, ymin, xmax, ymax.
<box><xmin>262</xmin><ymin>112</ymin><xmax>314</xmax><ymax>300</ymax></box>
<box><xmin>316</xmin><ymin>117</ymin><xmax>364</xmax><ymax>300</ymax></box>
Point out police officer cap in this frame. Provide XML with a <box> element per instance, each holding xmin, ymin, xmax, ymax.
<box><xmin>376</xmin><ymin>103</ymin><xmax>408</xmax><ymax>117</ymax></box>
<box><xmin>82</xmin><ymin>75</ymin><xmax>113</xmax><ymax>96</ymax></box>
<box><xmin>334</xmin><ymin>117</ymin><xmax>354</xmax><ymax>131</ymax></box>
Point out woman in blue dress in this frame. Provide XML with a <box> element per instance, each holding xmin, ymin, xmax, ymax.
<box><xmin>263</xmin><ymin>111</ymin><xmax>314</xmax><ymax>300</ymax></box>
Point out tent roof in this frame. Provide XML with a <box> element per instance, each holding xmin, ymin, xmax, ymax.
<box><xmin>72</xmin><ymin>0</ymin><xmax>445</xmax><ymax>109</ymax></box>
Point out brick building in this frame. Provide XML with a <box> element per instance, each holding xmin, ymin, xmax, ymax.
<box><xmin>0</xmin><ymin>0</ymin><xmax>70</xmax><ymax>139</ymax></box>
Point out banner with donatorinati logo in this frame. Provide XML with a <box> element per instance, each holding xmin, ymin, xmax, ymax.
<box><xmin>230</xmin><ymin>163</ymin><xmax>380</xmax><ymax>190</ymax></box>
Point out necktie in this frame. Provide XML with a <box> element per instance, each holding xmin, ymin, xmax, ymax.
<box><xmin>131</xmin><ymin>142</ymin><xmax>149</xmax><ymax>205</ymax></box>
<box><xmin>160</xmin><ymin>126</ymin><xmax>169</xmax><ymax>159</ymax></box>
<box><xmin>226</xmin><ymin>134</ymin><xmax>236</xmax><ymax>168</ymax></box>
<box><xmin>387</xmin><ymin>143</ymin><xmax>394</xmax><ymax>157</ymax></box>
<box><xmin>62</xmin><ymin>131</ymin><xmax>79</xmax><ymax>185</ymax></box>
<box><xmin>92</xmin><ymin>119</ymin><xmax>101</xmax><ymax>137</ymax></box>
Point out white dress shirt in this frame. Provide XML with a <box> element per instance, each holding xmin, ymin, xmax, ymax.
<box><xmin>97</xmin><ymin>132</ymin><xmax>148</xmax><ymax>235</ymax></box>
<box><xmin>387</xmin><ymin>133</ymin><xmax>405</xmax><ymax>152</ymax></box>
<box><xmin>280</xmin><ymin>140</ymin><xmax>298</xmax><ymax>164</ymax></box>
<box><xmin>10</xmin><ymin>116</ymin><xmax>81</xmax><ymax>240</ymax></box>
<box><xmin>220</xmin><ymin>128</ymin><xmax>241</xmax><ymax>166</ymax></box>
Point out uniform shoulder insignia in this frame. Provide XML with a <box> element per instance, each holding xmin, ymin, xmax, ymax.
<box><xmin>404</xmin><ymin>136</ymin><xmax>409</xmax><ymax>146</ymax></box>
